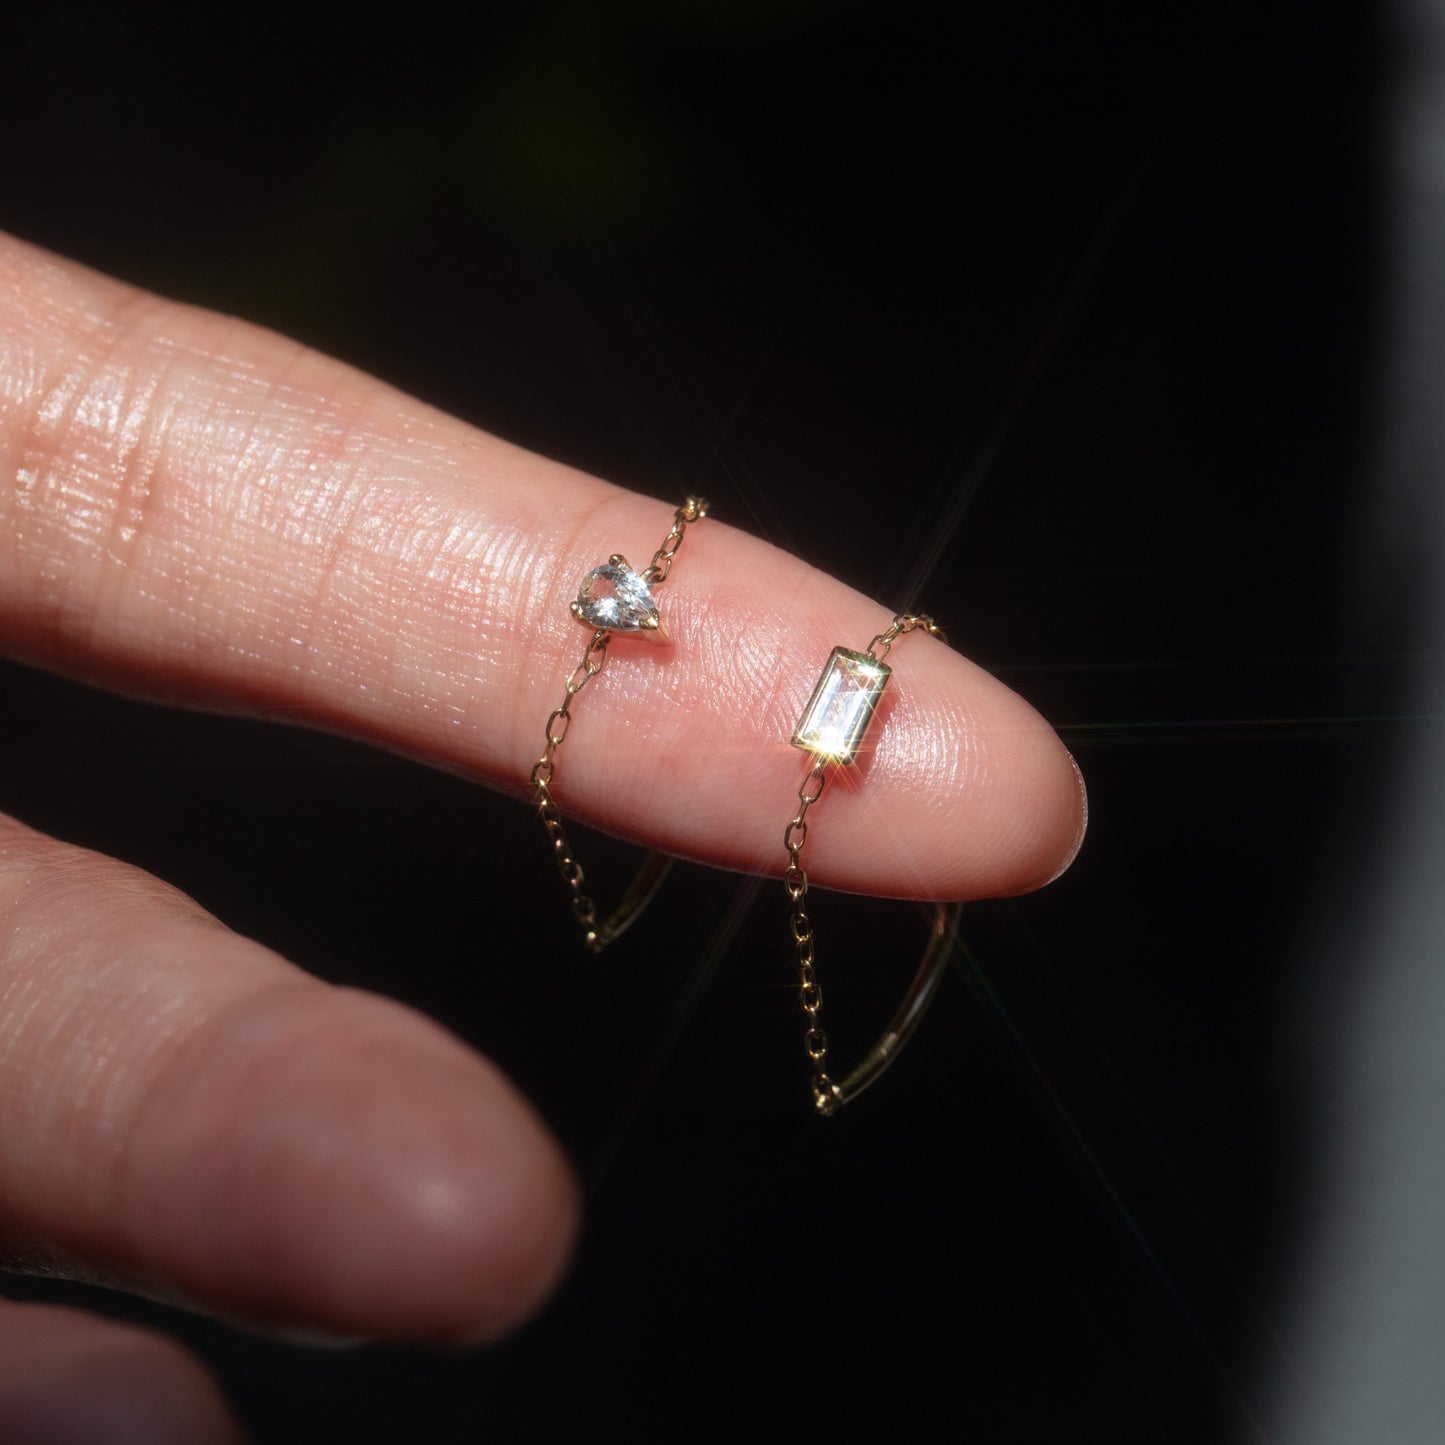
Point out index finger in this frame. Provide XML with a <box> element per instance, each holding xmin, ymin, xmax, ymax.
<box><xmin>0</xmin><ymin>232</ymin><xmax>1082</xmax><ymax>899</ymax></box>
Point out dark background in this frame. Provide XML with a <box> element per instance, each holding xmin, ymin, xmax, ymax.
<box><xmin>0</xmin><ymin>3</ymin><xmax>1389</xmax><ymax>1440</ymax></box>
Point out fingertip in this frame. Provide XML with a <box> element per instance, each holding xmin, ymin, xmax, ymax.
<box><xmin>831</xmin><ymin>642</ymin><xmax>1086</xmax><ymax>902</ymax></box>
<box><xmin>119</xmin><ymin>985</ymin><xmax>580</xmax><ymax>1345</ymax></box>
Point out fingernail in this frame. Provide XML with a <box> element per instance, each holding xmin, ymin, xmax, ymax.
<box><xmin>1046</xmin><ymin>749</ymin><xmax>1088</xmax><ymax>884</ymax></box>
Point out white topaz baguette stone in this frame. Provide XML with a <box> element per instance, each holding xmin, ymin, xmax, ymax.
<box><xmin>791</xmin><ymin>647</ymin><xmax>892</xmax><ymax>764</ymax></box>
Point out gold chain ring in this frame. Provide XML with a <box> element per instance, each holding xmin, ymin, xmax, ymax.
<box><xmin>531</xmin><ymin>497</ymin><xmax>708</xmax><ymax>952</ymax></box>
<box><xmin>784</xmin><ymin>614</ymin><xmax>963</xmax><ymax>1115</ymax></box>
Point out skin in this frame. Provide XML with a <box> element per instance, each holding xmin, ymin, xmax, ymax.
<box><xmin>0</xmin><ymin>231</ymin><xmax>1085</xmax><ymax>1440</ymax></box>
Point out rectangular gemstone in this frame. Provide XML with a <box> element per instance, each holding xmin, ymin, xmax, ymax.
<box><xmin>791</xmin><ymin>647</ymin><xmax>891</xmax><ymax>764</ymax></box>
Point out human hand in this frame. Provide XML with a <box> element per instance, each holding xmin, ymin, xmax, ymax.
<box><xmin>0</xmin><ymin>231</ymin><xmax>1083</xmax><ymax>1440</ymax></box>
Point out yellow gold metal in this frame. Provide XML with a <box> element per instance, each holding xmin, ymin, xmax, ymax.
<box><xmin>534</xmin><ymin>497</ymin><xmax>708</xmax><ymax>950</ymax></box>
<box><xmin>783</xmin><ymin>613</ymin><xmax>960</xmax><ymax>1114</ymax></box>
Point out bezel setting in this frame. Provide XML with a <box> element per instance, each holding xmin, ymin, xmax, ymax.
<box><xmin>791</xmin><ymin>647</ymin><xmax>892</xmax><ymax>765</ymax></box>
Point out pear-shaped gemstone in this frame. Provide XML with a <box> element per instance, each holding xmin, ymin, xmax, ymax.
<box><xmin>574</xmin><ymin>560</ymin><xmax>661</xmax><ymax>632</ymax></box>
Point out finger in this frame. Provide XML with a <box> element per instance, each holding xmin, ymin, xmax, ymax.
<box><xmin>0</xmin><ymin>231</ymin><xmax>1082</xmax><ymax>899</ymax></box>
<box><xmin>0</xmin><ymin>1298</ymin><xmax>247</xmax><ymax>1445</ymax></box>
<box><xmin>0</xmin><ymin>813</ymin><xmax>578</xmax><ymax>1343</ymax></box>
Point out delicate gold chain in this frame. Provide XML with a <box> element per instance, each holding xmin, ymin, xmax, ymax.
<box><xmin>786</xmin><ymin>613</ymin><xmax>943</xmax><ymax>1114</ymax></box>
<box><xmin>783</xmin><ymin>756</ymin><xmax>832</xmax><ymax>1109</ymax></box>
<box><xmin>641</xmin><ymin>500</ymin><xmax>704</xmax><ymax>584</ymax></box>
<box><xmin>531</xmin><ymin>497</ymin><xmax>708</xmax><ymax>952</ymax></box>
<box><xmin>531</xmin><ymin>628</ymin><xmax>612</xmax><ymax>950</ymax></box>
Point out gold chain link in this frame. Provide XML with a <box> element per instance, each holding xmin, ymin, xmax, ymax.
<box><xmin>641</xmin><ymin>498</ymin><xmax>704</xmax><ymax>584</ymax></box>
<box><xmin>788</xmin><ymin>612</ymin><xmax>944</xmax><ymax>1114</ymax></box>
<box><xmin>865</xmin><ymin>612</ymin><xmax>944</xmax><ymax>664</ymax></box>
<box><xmin>533</xmin><ymin>497</ymin><xmax>708</xmax><ymax>951</ymax></box>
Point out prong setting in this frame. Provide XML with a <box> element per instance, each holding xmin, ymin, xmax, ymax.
<box><xmin>574</xmin><ymin>558</ymin><xmax>668</xmax><ymax>637</ymax></box>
